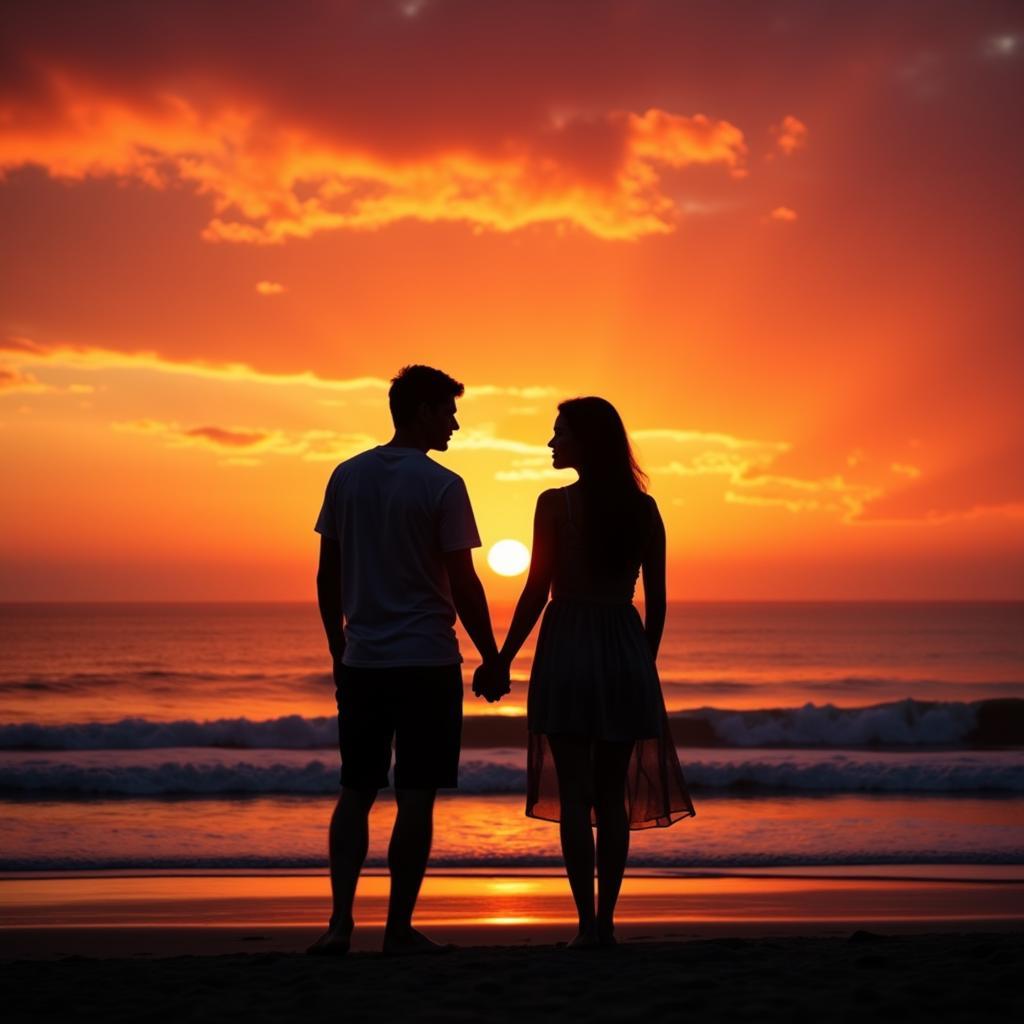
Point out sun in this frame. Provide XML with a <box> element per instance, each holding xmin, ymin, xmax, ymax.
<box><xmin>487</xmin><ymin>539</ymin><xmax>530</xmax><ymax>577</ymax></box>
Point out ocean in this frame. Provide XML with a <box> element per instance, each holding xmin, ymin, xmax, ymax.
<box><xmin>1</xmin><ymin>601</ymin><xmax>1022</xmax><ymax>874</ymax></box>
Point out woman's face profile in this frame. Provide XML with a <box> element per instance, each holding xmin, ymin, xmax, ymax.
<box><xmin>548</xmin><ymin>415</ymin><xmax>579</xmax><ymax>470</ymax></box>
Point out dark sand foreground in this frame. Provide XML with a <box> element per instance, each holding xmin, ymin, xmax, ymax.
<box><xmin>5</xmin><ymin>932</ymin><xmax>1023</xmax><ymax>1023</ymax></box>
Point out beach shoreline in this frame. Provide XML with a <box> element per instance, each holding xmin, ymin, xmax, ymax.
<box><xmin>4</xmin><ymin>868</ymin><xmax>1023</xmax><ymax>958</ymax></box>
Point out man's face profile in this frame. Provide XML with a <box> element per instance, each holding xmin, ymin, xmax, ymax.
<box><xmin>419</xmin><ymin>398</ymin><xmax>459</xmax><ymax>451</ymax></box>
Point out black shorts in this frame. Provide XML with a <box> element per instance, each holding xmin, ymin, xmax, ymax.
<box><xmin>334</xmin><ymin>662</ymin><xmax>464</xmax><ymax>790</ymax></box>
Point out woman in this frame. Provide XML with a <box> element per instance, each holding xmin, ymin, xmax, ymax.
<box><xmin>497</xmin><ymin>397</ymin><xmax>694</xmax><ymax>948</ymax></box>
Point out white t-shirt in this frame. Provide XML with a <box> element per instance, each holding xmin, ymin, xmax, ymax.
<box><xmin>314</xmin><ymin>446</ymin><xmax>481</xmax><ymax>667</ymax></box>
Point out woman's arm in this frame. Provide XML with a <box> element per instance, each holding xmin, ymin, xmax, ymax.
<box><xmin>640</xmin><ymin>497</ymin><xmax>667</xmax><ymax>659</ymax></box>
<box><xmin>498</xmin><ymin>490</ymin><xmax>557</xmax><ymax>666</ymax></box>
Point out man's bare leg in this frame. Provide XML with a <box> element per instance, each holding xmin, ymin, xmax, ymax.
<box><xmin>382</xmin><ymin>787</ymin><xmax>451</xmax><ymax>954</ymax></box>
<box><xmin>307</xmin><ymin>785</ymin><xmax>377</xmax><ymax>955</ymax></box>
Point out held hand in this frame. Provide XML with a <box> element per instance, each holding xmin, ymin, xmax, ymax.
<box><xmin>472</xmin><ymin>664</ymin><xmax>499</xmax><ymax>702</ymax></box>
<box><xmin>471</xmin><ymin>664</ymin><xmax>493</xmax><ymax>701</ymax></box>
<box><xmin>473</xmin><ymin>661</ymin><xmax>511</xmax><ymax>703</ymax></box>
<box><xmin>494</xmin><ymin>660</ymin><xmax>512</xmax><ymax>701</ymax></box>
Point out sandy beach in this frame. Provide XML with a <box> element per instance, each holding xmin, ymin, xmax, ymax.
<box><xmin>4</xmin><ymin>931</ymin><xmax>1021</xmax><ymax>1022</ymax></box>
<box><xmin>4</xmin><ymin>871</ymin><xmax>1023</xmax><ymax>1020</ymax></box>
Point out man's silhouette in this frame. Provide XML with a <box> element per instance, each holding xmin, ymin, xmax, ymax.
<box><xmin>309</xmin><ymin>365</ymin><xmax>508</xmax><ymax>956</ymax></box>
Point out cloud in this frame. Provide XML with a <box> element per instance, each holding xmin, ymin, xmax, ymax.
<box><xmin>1</xmin><ymin>337</ymin><xmax>559</xmax><ymax>423</ymax></box>
<box><xmin>854</xmin><ymin>446</ymin><xmax>1024</xmax><ymax>523</ymax></box>
<box><xmin>726</xmin><ymin>473</ymin><xmax>879</xmax><ymax>520</ymax></box>
<box><xmin>113</xmin><ymin>419</ymin><xmax>375</xmax><ymax>463</ymax></box>
<box><xmin>463</xmin><ymin>384</ymin><xmax>559</xmax><ymax>400</ymax></box>
<box><xmin>771</xmin><ymin>115</ymin><xmax>807</xmax><ymax>156</ymax></box>
<box><xmin>0</xmin><ymin>339</ymin><xmax>566</xmax><ymax>471</ymax></box>
<box><xmin>635</xmin><ymin>428</ymin><xmax>885</xmax><ymax>521</ymax></box>
<box><xmin>0</xmin><ymin>58</ymin><xmax>748</xmax><ymax>242</ymax></box>
<box><xmin>255</xmin><ymin>281</ymin><xmax>285</xmax><ymax>295</ymax></box>
<box><xmin>450</xmin><ymin>428</ymin><xmax>549</xmax><ymax>456</ymax></box>
<box><xmin>0</xmin><ymin>367</ymin><xmax>48</xmax><ymax>394</ymax></box>
<box><xmin>635</xmin><ymin>428</ymin><xmax>789</xmax><ymax>469</ymax></box>
<box><xmin>0</xmin><ymin>363</ymin><xmax>93</xmax><ymax>396</ymax></box>
<box><xmin>398</xmin><ymin>1</ymin><xmax>431</xmax><ymax>19</ymax></box>
<box><xmin>634</xmin><ymin>428</ymin><xmax>787</xmax><ymax>449</ymax></box>
<box><xmin>13</xmin><ymin>335</ymin><xmax>1010</xmax><ymax>529</ymax></box>
<box><xmin>468</xmin><ymin>425</ymin><xmax>811</xmax><ymax>490</ymax></box>
<box><xmin>769</xmin><ymin>206</ymin><xmax>798</xmax><ymax>222</ymax></box>
<box><xmin>184</xmin><ymin>426</ymin><xmax>269</xmax><ymax>448</ymax></box>
<box><xmin>699</xmin><ymin>430</ymin><xmax>1024</xmax><ymax>527</ymax></box>
<box><xmin>491</xmin><ymin>452</ymin><xmax>563</xmax><ymax>482</ymax></box>
<box><xmin>1</xmin><ymin>336</ymin><xmax>389</xmax><ymax>395</ymax></box>
<box><xmin>982</xmin><ymin>34</ymin><xmax>1019</xmax><ymax>59</ymax></box>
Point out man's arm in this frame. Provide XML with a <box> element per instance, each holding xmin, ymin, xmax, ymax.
<box><xmin>443</xmin><ymin>548</ymin><xmax>500</xmax><ymax>667</ymax></box>
<box><xmin>317</xmin><ymin>535</ymin><xmax>345</xmax><ymax>661</ymax></box>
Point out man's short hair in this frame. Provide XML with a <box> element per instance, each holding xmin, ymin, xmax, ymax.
<box><xmin>388</xmin><ymin>365</ymin><xmax>464</xmax><ymax>428</ymax></box>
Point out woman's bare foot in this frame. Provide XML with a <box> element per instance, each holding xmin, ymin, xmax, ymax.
<box><xmin>596</xmin><ymin>920</ymin><xmax>618</xmax><ymax>947</ymax></box>
<box><xmin>382</xmin><ymin>926</ymin><xmax>455</xmax><ymax>956</ymax></box>
<box><xmin>306</xmin><ymin>924</ymin><xmax>351</xmax><ymax>956</ymax></box>
<box><xmin>566</xmin><ymin>922</ymin><xmax>600</xmax><ymax>949</ymax></box>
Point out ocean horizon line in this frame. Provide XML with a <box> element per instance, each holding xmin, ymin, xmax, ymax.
<box><xmin>2</xmin><ymin>598</ymin><xmax>1021</xmax><ymax>607</ymax></box>
<box><xmin>4</xmin><ymin>864</ymin><xmax>1023</xmax><ymax>883</ymax></box>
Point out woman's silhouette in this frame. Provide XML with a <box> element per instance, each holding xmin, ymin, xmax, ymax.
<box><xmin>498</xmin><ymin>397</ymin><xmax>694</xmax><ymax>947</ymax></box>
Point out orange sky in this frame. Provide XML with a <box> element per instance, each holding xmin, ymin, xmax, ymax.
<box><xmin>1</xmin><ymin>0</ymin><xmax>1022</xmax><ymax>600</ymax></box>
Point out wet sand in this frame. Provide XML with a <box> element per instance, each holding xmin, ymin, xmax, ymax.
<box><xmin>4</xmin><ymin>870</ymin><xmax>1024</xmax><ymax>949</ymax></box>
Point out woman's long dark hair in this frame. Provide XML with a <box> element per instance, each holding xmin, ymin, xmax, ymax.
<box><xmin>558</xmin><ymin>397</ymin><xmax>650</xmax><ymax>575</ymax></box>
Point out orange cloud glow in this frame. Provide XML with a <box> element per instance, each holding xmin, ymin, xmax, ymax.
<box><xmin>111</xmin><ymin>418</ymin><xmax>375</xmax><ymax>464</ymax></box>
<box><xmin>0</xmin><ymin>367</ymin><xmax>47</xmax><ymax>393</ymax></box>
<box><xmin>183</xmin><ymin>425</ymin><xmax>268</xmax><ymax>448</ymax></box>
<box><xmin>0</xmin><ymin>336</ymin><xmax>389</xmax><ymax>394</ymax></box>
<box><xmin>772</xmin><ymin>115</ymin><xmax>808</xmax><ymax>156</ymax></box>
<box><xmin>0</xmin><ymin>69</ymin><xmax>749</xmax><ymax>242</ymax></box>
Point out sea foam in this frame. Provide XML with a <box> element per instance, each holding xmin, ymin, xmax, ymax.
<box><xmin>1</xmin><ymin>749</ymin><xmax>1021</xmax><ymax>795</ymax></box>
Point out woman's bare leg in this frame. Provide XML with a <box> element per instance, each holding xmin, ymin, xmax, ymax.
<box><xmin>594</xmin><ymin>740</ymin><xmax>634</xmax><ymax>945</ymax></box>
<box><xmin>548</xmin><ymin>734</ymin><xmax>597</xmax><ymax>943</ymax></box>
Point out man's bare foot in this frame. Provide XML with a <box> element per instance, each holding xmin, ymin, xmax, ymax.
<box><xmin>597</xmin><ymin>926</ymin><xmax>618</xmax><ymax>948</ymax></box>
<box><xmin>382</xmin><ymin>926</ymin><xmax>455</xmax><ymax>956</ymax></box>
<box><xmin>306</xmin><ymin>925</ymin><xmax>351</xmax><ymax>956</ymax></box>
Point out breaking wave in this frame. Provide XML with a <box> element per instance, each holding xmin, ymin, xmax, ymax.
<box><xmin>1</xmin><ymin>749</ymin><xmax>1021</xmax><ymax>795</ymax></box>
<box><xmin>2</xmin><ymin>699</ymin><xmax>1020</xmax><ymax>751</ymax></box>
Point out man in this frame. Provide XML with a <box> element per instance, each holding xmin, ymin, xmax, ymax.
<box><xmin>309</xmin><ymin>364</ymin><xmax>509</xmax><ymax>956</ymax></box>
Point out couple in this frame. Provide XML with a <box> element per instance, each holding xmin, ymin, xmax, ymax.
<box><xmin>309</xmin><ymin>364</ymin><xmax>693</xmax><ymax>957</ymax></box>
